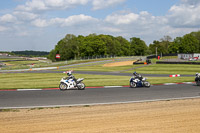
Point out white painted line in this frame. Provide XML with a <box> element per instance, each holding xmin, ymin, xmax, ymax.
<box><xmin>104</xmin><ymin>86</ymin><xmax>122</xmax><ymax>88</ymax></box>
<box><xmin>17</xmin><ymin>89</ymin><xmax>42</xmax><ymax>91</ymax></box>
<box><xmin>164</xmin><ymin>83</ymin><xmax>177</xmax><ymax>85</ymax></box>
<box><xmin>2</xmin><ymin>96</ymin><xmax>200</xmax><ymax>109</ymax></box>
<box><xmin>182</xmin><ymin>82</ymin><xmax>194</xmax><ymax>84</ymax></box>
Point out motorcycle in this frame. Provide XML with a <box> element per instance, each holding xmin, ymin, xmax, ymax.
<box><xmin>59</xmin><ymin>77</ymin><xmax>85</xmax><ymax>90</ymax></box>
<box><xmin>130</xmin><ymin>76</ymin><xmax>150</xmax><ymax>88</ymax></box>
<box><xmin>195</xmin><ymin>73</ymin><xmax>200</xmax><ymax>86</ymax></box>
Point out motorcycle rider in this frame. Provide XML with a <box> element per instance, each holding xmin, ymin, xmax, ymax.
<box><xmin>196</xmin><ymin>73</ymin><xmax>200</xmax><ymax>77</ymax></box>
<box><xmin>195</xmin><ymin>72</ymin><xmax>200</xmax><ymax>83</ymax></box>
<box><xmin>66</xmin><ymin>71</ymin><xmax>78</xmax><ymax>86</ymax></box>
<box><xmin>133</xmin><ymin>72</ymin><xmax>143</xmax><ymax>81</ymax></box>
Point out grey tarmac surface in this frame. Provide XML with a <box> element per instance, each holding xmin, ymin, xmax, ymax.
<box><xmin>0</xmin><ymin>84</ymin><xmax>200</xmax><ymax>109</ymax></box>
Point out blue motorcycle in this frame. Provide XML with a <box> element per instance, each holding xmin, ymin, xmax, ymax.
<box><xmin>130</xmin><ymin>76</ymin><xmax>150</xmax><ymax>88</ymax></box>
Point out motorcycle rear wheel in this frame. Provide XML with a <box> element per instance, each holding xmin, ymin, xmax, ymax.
<box><xmin>130</xmin><ymin>82</ymin><xmax>137</xmax><ymax>88</ymax></box>
<box><xmin>196</xmin><ymin>81</ymin><xmax>200</xmax><ymax>86</ymax></box>
<box><xmin>59</xmin><ymin>83</ymin><xmax>68</xmax><ymax>91</ymax></box>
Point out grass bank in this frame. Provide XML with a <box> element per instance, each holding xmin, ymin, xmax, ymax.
<box><xmin>58</xmin><ymin>63</ymin><xmax>200</xmax><ymax>75</ymax></box>
<box><xmin>125</xmin><ymin>64</ymin><xmax>200</xmax><ymax>75</ymax></box>
<box><xmin>57</xmin><ymin>64</ymin><xmax>141</xmax><ymax>72</ymax></box>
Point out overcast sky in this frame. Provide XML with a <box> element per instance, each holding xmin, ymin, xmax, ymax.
<box><xmin>0</xmin><ymin>0</ymin><xmax>200</xmax><ymax>51</ymax></box>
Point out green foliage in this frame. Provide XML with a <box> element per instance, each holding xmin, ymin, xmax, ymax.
<box><xmin>49</xmin><ymin>34</ymin><xmax>134</xmax><ymax>61</ymax></box>
<box><xmin>48</xmin><ymin>31</ymin><xmax>200</xmax><ymax>61</ymax></box>
<box><xmin>12</xmin><ymin>50</ymin><xmax>49</xmax><ymax>57</ymax></box>
<box><xmin>116</xmin><ymin>36</ymin><xmax>130</xmax><ymax>56</ymax></box>
<box><xmin>149</xmin><ymin>40</ymin><xmax>165</xmax><ymax>55</ymax></box>
<box><xmin>130</xmin><ymin>37</ymin><xmax>148</xmax><ymax>56</ymax></box>
<box><xmin>169</xmin><ymin>31</ymin><xmax>200</xmax><ymax>53</ymax></box>
<box><xmin>48</xmin><ymin>49</ymin><xmax>56</xmax><ymax>61</ymax></box>
<box><xmin>149</xmin><ymin>36</ymin><xmax>172</xmax><ymax>55</ymax></box>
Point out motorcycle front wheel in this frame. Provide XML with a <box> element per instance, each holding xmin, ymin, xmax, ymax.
<box><xmin>59</xmin><ymin>83</ymin><xmax>68</xmax><ymax>91</ymax></box>
<box><xmin>196</xmin><ymin>81</ymin><xmax>200</xmax><ymax>86</ymax></box>
<box><xmin>77</xmin><ymin>82</ymin><xmax>85</xmax><ymax>90</ymax></box>
<box><xmin>144</xmin><ymin>81</ymin><xmax>151</xmax><ymax>88</ymax></box>
<box><xmin>130</xmin><ymin>82</ymin><xmax>137</xmax><ymax>88</ymax></box>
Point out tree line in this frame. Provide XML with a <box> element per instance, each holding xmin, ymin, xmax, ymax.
<box><xmin>12</xmin><ymin>50</ymin><xmax>49</xmax><ymax>57</ymax></box>
<box><xmin>48</xmin><ymin>34</ymin><xmax>149</xmax><ymax>61</ymax></box>
<box><xmin>48</xmin><ymin>31</ymin><xmax>200</xmax><ymax>61</ymax></box>
<box><xmin>149</xmin><ymin>31</ymin><xmax>200</xmax><ymax>55</ymax></box>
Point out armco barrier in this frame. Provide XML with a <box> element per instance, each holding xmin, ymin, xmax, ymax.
<box><xmin>156</xmin><ymin>61</ymin><xmax>200</xmax><ymax>64</ymax></box>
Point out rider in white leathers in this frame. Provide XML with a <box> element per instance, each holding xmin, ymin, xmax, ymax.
<box><xmin>66</xmin><ymin>71</ymin><xmax>78</xmax><ymax>86</ymax></box>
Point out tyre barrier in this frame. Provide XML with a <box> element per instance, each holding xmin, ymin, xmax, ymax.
<box><xmin>133</xmin><ymin>59</ymin><xmax>151</xmax><ymax>65</ymax></box>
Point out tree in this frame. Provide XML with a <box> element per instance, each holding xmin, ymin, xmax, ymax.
<box><xmin>168</xmin><ymin>34</ymin><xmax>199</xmax><ymax>53</ymax></box>
<box><xmin>49</xmin><ymin>34</ymin><xmax>79</xmax><ymax>61</ymax></box>
<box><xmin>149</xmin><ymin>40</ymin><xmax>166</xmax><ymax>55</ymax></box>
<box><xmin>130</xmin><ymin>37</ymin><xmax>148</xmax><ymax>56</ymax></box>
<box><xmin>168</xmin><ymin>37</ymin><xmax>181</xmax><ymax>53</ymax></box>
<box><xmin>189</xmin><ymin>31</ymin><xmax>200</xmax><ymax>52</ymax></box>
<box><xmin>116</xmin><ymin>36</ymin><xmax>130</xmax><ymax>56</ymax></box>
<box><xmin>48</xmin><ymin>34</ymin><xmax>145</xmax><ymax>61</ymax></box>
<box><xmin>160</xmin><ymin>35</ymin><xmax>172</xmax><ymax>54</ymax></box>
<box><xmin>181</xmin><ymin>34</ymin><xmax>199</xmax><ymax>53</ymax></box>
<box><xmin>79</xmin><ymin>34</ymin><xmax>107</xmax><ymax>57</ymax></box>
<box><xmin>48</xmin><ymin>49</ymin><xmax>56</xmax><ymax>61</ymax></box>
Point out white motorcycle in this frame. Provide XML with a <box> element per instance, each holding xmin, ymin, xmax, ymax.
<box><xmin>59</xmin><ymin>77</ymin><xmax>85</xmax><ymax>90</ymax></box>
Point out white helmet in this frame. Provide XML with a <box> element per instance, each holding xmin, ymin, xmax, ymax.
<box><xmin>67</xmin><ymin>71</ymin><xmax>72</xmax><ymax>76</ymax></box>
<box><xmin>63</xmin><ymin>70</ymin><xmax>73</xmax><ymax>76</ymax></box>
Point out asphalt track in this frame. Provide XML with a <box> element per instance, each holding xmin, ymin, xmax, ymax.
<box><xmin>0</xmin><ymin>83</ymin><xmax>200</xmax><ymax>109</ymax></box>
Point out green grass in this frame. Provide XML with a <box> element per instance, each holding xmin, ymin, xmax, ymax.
<box><xmin>150</xmin><ymin>56</ymin><xmax>178</xmax><ymax>63</ymax></box>
<box><xmin>0</xmin><ymin>73</ymin><xmax>194</xmax><ymax>89</ymax></box>
<box><xmin>58</xmin><ymin>64</ymin><xmax>142</xmax><ymax>72</ymax></box>
<box><xmin>0</xmin><ymin>109</ymin><xmax>20</xmax><ymax>112</ymax></box>
<box><xmin>1</xmin><ymin>56</ymin><xmax>139</xmax><ymax>70</ymax></box>
<box><xmin>0</xmin><ymin>58</ymin><xmax>21</xmax><ymax>61</ymax></box>
<box><xmin>0</xmin><ymin>73</ymin><xmax>129</xmax><ymax>89</ymax></box>
<box><xmin>125</xmin><ymin>64</ymin><xmax>200</xmax><ymax>75</ymax></box>
<box><xmin>1</xmin><ymin>60</ymin><xmax>50</xmax><ymax>70</ymax></box>
<box><xmin>59</xmin><ymin>62</ymin><xmax>200</xmax><ymax>75</ymax></box>
<box><xmin>0</xmin><ymin>56</ymin><xmax>198</xmax><ymax>90</ymax></box>
<box><xmin>5</xmin><ymin>60</ymin><xmax>40</xmax><ymax>65</ymax></box>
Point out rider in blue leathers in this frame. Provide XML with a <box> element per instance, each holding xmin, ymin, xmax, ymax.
<box><xmin>133</xmin><ymin>72</ymin><xmax>143</xmax><ymax>81</ymax></box>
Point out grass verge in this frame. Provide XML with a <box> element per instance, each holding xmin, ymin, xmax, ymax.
<box><xmin>0</xmin><ymin>73</ymin><xmax>194</xmax><ymax>89</ymax></box>
<box><xmin>125</xmin><ymin>64</ymin><xmax>200</xmax><ymax>75</ymax></box>
<box><xmin>57</xmin><ymin>64</ymin><xmax>140</xmax><ymax>72</ymax></box>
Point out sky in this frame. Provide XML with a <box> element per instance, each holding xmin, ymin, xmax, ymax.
<box><xmin>0</xmin><ymin>0</ymin><xmax>200</xmax><ymax>51</ymax></box>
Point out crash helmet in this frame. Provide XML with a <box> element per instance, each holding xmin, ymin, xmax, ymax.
<box><xmin>67</xmin><ymin>71</ymin><xmax>72</xmax><ymax>76</ymax></box>
<box><xmin>196</xmin><ymin>73</ymin><xmax>200</xmax><ymax>77</ymax></box>
<box><xmin>133</xmin><ymin>72</ymin><xmax>137</xmax><ymax>75</ymax></box>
